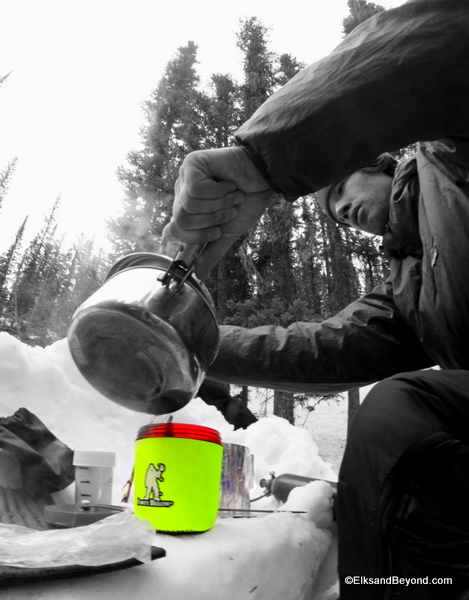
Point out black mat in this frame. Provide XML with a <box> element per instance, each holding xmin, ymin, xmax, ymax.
<box><xmin>0</xmin><ymin>545</ymin><xmax>166</xmax><ymax>584</ymax></box>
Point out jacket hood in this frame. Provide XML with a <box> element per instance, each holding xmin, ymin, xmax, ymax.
<box><xmin>382</xmin><ymin>157</ymin><xmax>422</xmax><ymax>259</ymax></box>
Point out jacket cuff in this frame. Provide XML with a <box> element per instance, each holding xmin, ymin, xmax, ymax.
<box><xmin>234</xmin><ymin>138</ymin><xmax>296</xmax><ymax>201</ymax></box>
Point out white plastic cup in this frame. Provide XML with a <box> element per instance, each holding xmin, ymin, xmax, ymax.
<box><xmin>73</xmin><ymin>451</ymin><xmax>115</xmax><ymax>505</ymax></box>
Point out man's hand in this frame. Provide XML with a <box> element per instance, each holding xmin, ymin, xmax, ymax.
<box><xmin>160</xmin><ymin>225</ymin><xmax>182</xmax><ymax>258</ymax></box>
<box><xmin>166</xmin><ymin>146</ymin><xmax>274</xmax><ymax>279</ymax></box>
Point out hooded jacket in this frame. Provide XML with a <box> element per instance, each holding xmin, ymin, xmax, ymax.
<box><xmin>207</xmin><ymin>0</ymin><xmax>469</xmax><ymax>393</ymax></box>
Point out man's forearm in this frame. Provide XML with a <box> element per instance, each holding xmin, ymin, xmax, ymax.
<box><xmin>207</xmin><ymin>283</ymin><xmax>434</xmax><ymax>393</ymax></box>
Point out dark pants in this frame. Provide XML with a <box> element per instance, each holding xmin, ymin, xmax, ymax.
<box><xmin>337</xmin><ymin>370</ymin><xmax>469</xmax><ymax>600</ymax></box>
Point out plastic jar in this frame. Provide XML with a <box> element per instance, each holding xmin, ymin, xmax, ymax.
<box><xmin>133</xmin><ymin>423</ymin><xmax>223</xmax><ymax>533</ymax></box>
<box><xmin>73</xmin><ymin>450</ymin><xmax>115</xmax><ymax>505</ymax></box>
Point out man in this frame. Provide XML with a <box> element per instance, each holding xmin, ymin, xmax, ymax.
<box><xmin>164</xmin><ymin>0</ymin><xmax>469</xmax><ymax>598</ymax></box>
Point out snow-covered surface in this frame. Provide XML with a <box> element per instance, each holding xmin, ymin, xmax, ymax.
<box><xmin>0</xmin><ymin>332</ymin><xmax>339</xmax><ymax>599</ymax></box>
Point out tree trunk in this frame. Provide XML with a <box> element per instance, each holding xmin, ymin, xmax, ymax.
<box><xmin>273</xmin><ymin>390</ymin><xmax>295</xmax><ymax>425</ymax></box>
<box><xmin>347</xmin><ymin>388</ymin><xmax>360</xmax><ymax>435</ymax></box>
<box><xmin>215</xmin><ymin>259</ymin><xmax>228</xmax><ymax>320</ymax></box>
<box><xmin>239</xmin><ymin>386</ymin><xmax>249</xmax><ymax>407</ymax></box>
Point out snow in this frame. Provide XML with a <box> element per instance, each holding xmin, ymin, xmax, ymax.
<box><xmin>0</xmin><ymin>332</ymin><xmax>339</xmax><ymax>599</ymax></box>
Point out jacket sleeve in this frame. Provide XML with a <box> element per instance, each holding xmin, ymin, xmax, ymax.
<box><xmin>235</xmin><ymin>0</ymin><xmax>469</xmax><ymax>199</ymax></box>
<box><xmin>207</xmin><ymin>281</ymin><xmax>434</xmax><ymax>394</ymax></box>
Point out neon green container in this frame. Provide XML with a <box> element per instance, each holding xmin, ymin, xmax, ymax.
<box><xmin>134</xmin><ymin>422</ymin><xmax>223</xmax><ymax>533</ymax></box>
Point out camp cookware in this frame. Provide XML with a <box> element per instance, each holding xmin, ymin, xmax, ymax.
<box><xmin>219</xmin><ymin>443</ymin><xmax>253</xmax><ymax>514</ymax></box>
<box><xmin>258</xmin><ymin>472</ymin><xmax>338</xmax><ymax>503</ymax></box>
<box><xmin>67</xmin><ymin>246</ymin><xmax>219</xmax><ymax>416</ymax></box>
<box><xmin>133</xmin><ymin>422</ymin><xmax>223</xmax><ymax>532</ymax></box>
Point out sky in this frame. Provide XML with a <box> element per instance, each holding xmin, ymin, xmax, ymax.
<box><xmin>0</xmin><ymin>0</ymin><xmax>405</xmax><ymax>254</ymax></box>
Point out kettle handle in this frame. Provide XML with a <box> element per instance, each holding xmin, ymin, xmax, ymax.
<box><xmin>175</xmin><ymin>243</ymin><xmax>206</xmax><ymax>271</ymax></box>
<box><xmin>159</xmin><ymin>243</ymin><xmax>207</xmax><ymax>292</ymax></box>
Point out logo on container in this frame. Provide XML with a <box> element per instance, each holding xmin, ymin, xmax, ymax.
<box><xmin>136</xmin><ymin>462</ymin><xmax>174</xmax><ymax>507</ymax></box>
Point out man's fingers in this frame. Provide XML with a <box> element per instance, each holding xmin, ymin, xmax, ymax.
<box><xmin>160</xmin><ymin>223</ymin><xmax>183</xmax><ymax>257</ymax></box>
<box><xmin>180</xmin><ymin>151</ymin><xmax>239</xmax><ymax>199</ymax></box>
<box><xmin>173</xmin><ymin>191</ymin><xmax>246</xmax><ymax>233</ymax></box>
<box><xmin>174</xmin><ymin>205</ymin><xmax>239</xmax><ymax>231</ymax></box>
<box><xmin>176</xmin><ymin>188</ymin><xmax>245</xmax><ymax>215</ymax></box>
<box><xmin>186</xmin><ymin>177</ymin><xmax>237</xmax><ymax>199</ymax></box>
<box><xmin>166</xmin><ymin>220</ymin><xmax>222</xmax><ymax>245</ymax></box>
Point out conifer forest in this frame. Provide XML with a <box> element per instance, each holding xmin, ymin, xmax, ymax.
<box><xmin>0</xmin><ymin>2</ymin><xmax>401</xmax><ymax>424</ymax></box>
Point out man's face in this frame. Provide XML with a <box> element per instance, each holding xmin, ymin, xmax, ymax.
<box><xmin>326</xmin><ymin>170</ymin><xmax>393</xmax><ymax>235</ymax></box>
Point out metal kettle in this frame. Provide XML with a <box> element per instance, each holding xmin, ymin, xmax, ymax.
<box><xmin>67</xmin><ymin>247</ymin><xmax>219</xmax><ymax>416</ymax></box>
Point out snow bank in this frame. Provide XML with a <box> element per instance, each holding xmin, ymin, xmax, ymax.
<box><xmin>0</xmin><ymin>332</ymin><xmax>339</xmax><ymax>599</ymax></box>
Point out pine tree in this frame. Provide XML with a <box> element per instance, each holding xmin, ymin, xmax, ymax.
<box><xmin>0</xmin><ymin>217</ymin><xmax>27</xmax><ymax>334</ymax></box>
<box><xmin>203</xmin><ymin>73</ymin><xmax>242</xmax><ymax>148</ymax></box>
<box><xmin>234</xmin><ymin>21</ymin><xmax>310</xmax><ymax>424</ymax></box>
<box><xmin>201</xmin><ymin>72</ymin><xmax>250</xmax><ymax>318</ymax></box>
<box><xmin>12</xmin><ymin>196</ymin><xmax>61</xmax><ymax>342</ymax></box>
<box><xmin>40</xmin><ymin>239</ymin><xmax>110</xmax><ymax>343</ymax></box>
<box><xmin>0</xmin><ymin>217</ymin><xmax>27</xmax><ymax>299</ymax></box>
<box><xmin>342</xmin><ymin>0</ymin><xmax>386</xmax><ymax>35</ymax></box>
<box><xmin>0</xmin><ymin>158</ymin><xmax>18</xmax><ymax>208</ymax></box>
<box><xmin>0</xmin><ymin>72</ymin><xmax>12</xmax><ymax>89</ymax></box>
<box><xmin>0</xmin><ymin>70</ymin><xmax>112</xmax><ymax>345</ymax></box>
<box><xmin>236</xmin><ymin>17</ymin><xmax>276</xmax><ymax>120</ymax></box>
<box><xmin>111</xmin><ymin>40</ymin><xmax>253</xmax><ymax>313</ymax></box>
<box><xmin>109</xmin><ymin>42</ymin><xmax>205</xmax><ymax>254</ymax></box>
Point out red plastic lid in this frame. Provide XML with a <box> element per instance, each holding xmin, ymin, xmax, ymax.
<box><xmin>136</xmin><ymin>423</ymin><xmax>222</xmax><ymax>445</ymax></box>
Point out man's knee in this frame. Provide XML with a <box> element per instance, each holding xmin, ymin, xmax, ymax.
<box><xmin>347</xmin><ymin>375</ymin><xmax>418</xmax><ymax>450</ymax></box>
<box><xmin>348</xmin><ymin>372</ymin><xmax>444</xmax><ymax>450</ymax></box>
<box><xmin>340</xmin><ymin>372</ymin><xmax>445</xmax><ymax>498</ymax></box>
